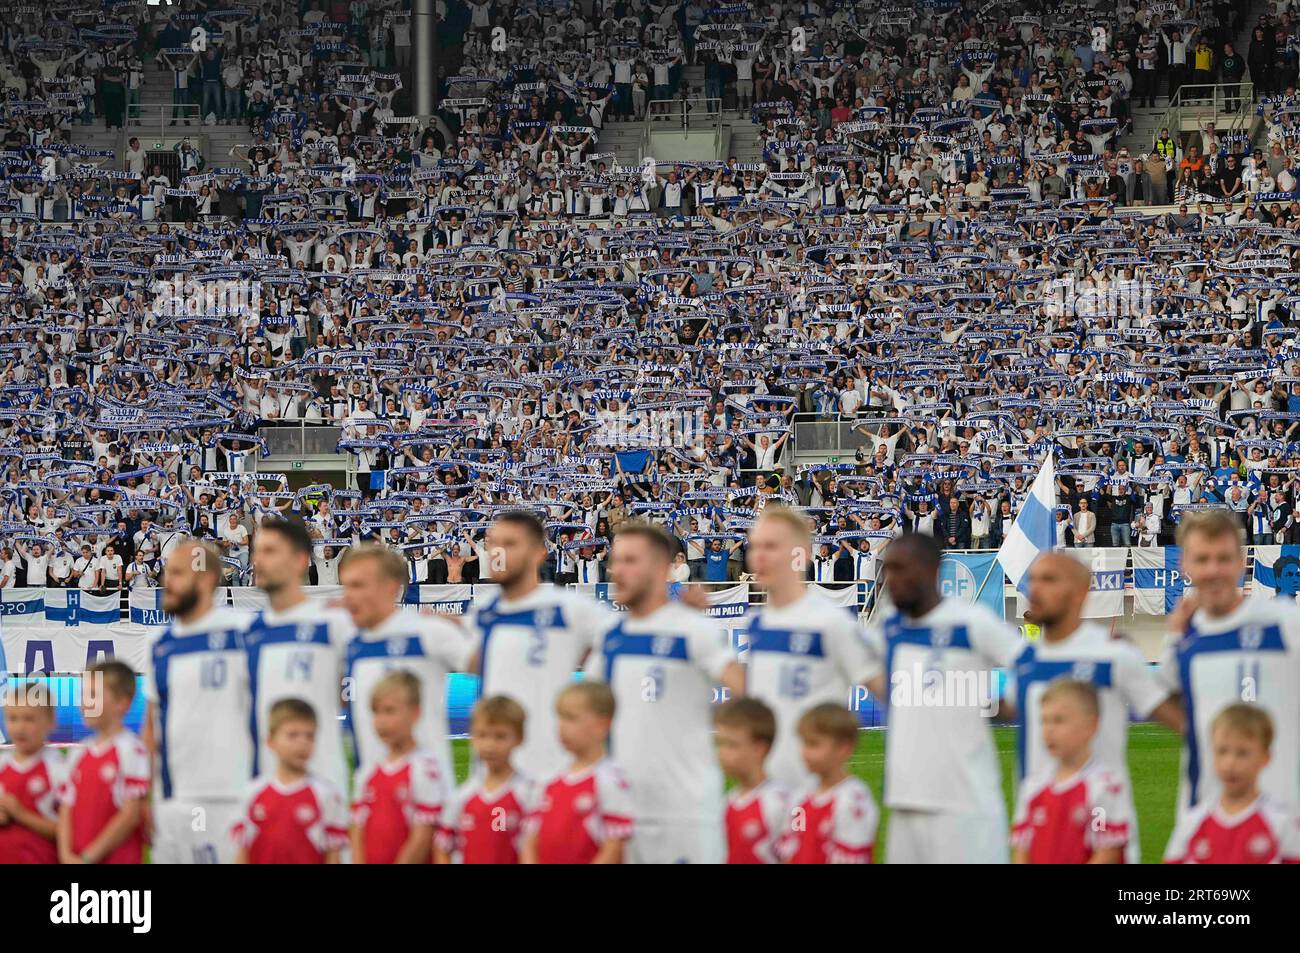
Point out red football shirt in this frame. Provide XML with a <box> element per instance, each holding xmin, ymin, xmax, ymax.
<box><xmin>1165</xmin><ymin>795</ymin><xmax>1300</xmax><ymax>864</ymax></box>
<box><xmin>231</xmin><ymin>775</ymin><xmax>348</xmax><ymax>864</ymax></box>
<box><xmin>0</xmin><ymin>749</ymin><xmax>65</xmax><ymax>864</ymax></box>
<box><xmin>725</xmin><ymin>781</ymin><xmax>788</xmax><ymax>864</ymax></box>
<box><xmin>782</xmin><ymin>776</ymin><xmax>877</xmax><ymax>865</ymax></box>
<box><xmin>59</xmin><ymin>732</ymin><xmax>149</xmax><ymax>865</ymax></box>
<box><xmin>439</xmin><ymin>773</ymin><xmax>533</xmax><ymax>864</ymax></box>
<box><xmin>352</xmin><ymin>750</ymin><xmax>447</xmax><ymax>864</ymax></box>
<box><xmin>1012</xmin><ymin>763</ymin><xmax>1131</xmax><ymax>864</ymax></box>
<box><xmin>526</xmin><ymin>760</ymin><xmax>633</xmax><ymax>864</ymax></box>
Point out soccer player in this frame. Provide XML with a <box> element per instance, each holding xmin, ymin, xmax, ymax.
<box><xmin>1017</xmin><ymin>551</ymin><xmax>1183</xmax><ymax>862</ymax></box>
<box><xmin>584</xmin><ymin>522</ymin><xmax>744</xmax><ymax>864</ymax></box>
<box><xmin>521</xmin><ymin>682</ymin><xmax>633</xmax><ymax>864</ymax></box>
<box><xmin>1161</xmin><ymin>509</ymin><xmax>1300</xmax><ymax>813</ymax></box>
<box><xmin>436</xmin><ymin>695</ymin><xmax>533</xmax><ymax>864</ymax></box>
<box><xmin>143</xmin><ymin>538</ymin><xmax>253</xmax><ymax>864</ymax></box>
<box><xmin>1011</xmin><ymin>679</ymin><xmax>1130</xmax><ymax>864</ymax></box>
<box><xmin>742</xmin><ymin>505</ymin><xmax>873</xmax><ymax>788</ymax></box>
<box><xmin>781</xmin><ymin>703</ymin><xmax>878</xmax><ymax>864</ymax></box>
<box><xmin>232</xmin><ymin>699</ymin><xmax>348</xmax><ymax>864</ymax></box>
<box><xmin>862</xmin><ymin>533</ymin><xmax>1022</xmax><ymax>863</ymax></box>
<box><xmin>58</xmin><ymin>661</ymin><xmax>149</xmax><ymax>865</ymax></box>
<box><xmin>0</xmin><ymin>682</ymin><xmax>64</xmax><ymax>863</ymax></box>
<box><xmin>1165</xmin><ymin>704</ymin><xmax>1300</xmax><ymax>863</ymax></box>
<box><xmin>339</xmin><ymin>544</ymin><xmax>472</xmax><ymax>779</ymax></box>
<box><xmin>245</xmin><ymin>516</ymin><xmax>352</xmax><ymax>794</ymax></box>
<box><xmin>715</xmin><ymin>697</ymin><xmax>788</xmax><ymax>864</ymax></box>
<box><xmin>351</xmin><ymin>672</ymin><xmax>448</xmax><ymax>864</ymax></box>
<box><xmin>464</xmin><ymin>511</ymin><xmax>613</xmax><ymax>778</ymax></box>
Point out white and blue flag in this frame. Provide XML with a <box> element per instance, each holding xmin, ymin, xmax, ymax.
<box><xmin>996</xmin><ymin>453</ymin><xmax>1057</xmax><ymax>594</ymax></box>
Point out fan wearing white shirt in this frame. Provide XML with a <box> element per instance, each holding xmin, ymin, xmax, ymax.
<box><xmin>862</xmin><ymin>533</ymin><xmax>1023</xmax><ymax>863</ymax></box>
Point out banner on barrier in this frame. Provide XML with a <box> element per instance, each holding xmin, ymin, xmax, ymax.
<box><xmin>938</xmin><ymin>551</ymin><xmax>1005</xmax><ymax>620</ymax></box>
<box><xmin>1252</xmin><ymin>546</ymin><xmax>1300</xmax><ymax>602</ymax></box>
<box><xmin>1133</xmin><ymin>546</ymin><xmax>1187</xmax><ymax>614</ymax></box>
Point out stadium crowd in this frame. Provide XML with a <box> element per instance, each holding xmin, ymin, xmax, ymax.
<box><xmin>2</xmin><ymin>0</ymin><xmax>1300</xmax><ymax>600</ymax></box>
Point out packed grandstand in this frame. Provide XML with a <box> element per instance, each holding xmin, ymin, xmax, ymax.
<box><xmin>0</xmin><ymin>0</ymin><xmax>1298</xmax><ymax>596</ymax></box>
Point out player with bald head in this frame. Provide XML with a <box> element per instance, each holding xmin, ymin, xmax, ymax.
<box><xmin>1017</xmin><ymin>551</ymin><xmax>1184</xmax><ymax>863</ymax></box>
<box><xmin>741</xmin><ymin>505</ymin><xmax>874</xmax><ymax>789</ymax></box>
<box><xmin>143</xmin><ymin>537</ymin><xmax>255</xmax><ymax>863</ymax></box>
<box><xmin>861</xmin><ymin>532</ymin><xmax>1022</xmax><ymax>863</ymax></box>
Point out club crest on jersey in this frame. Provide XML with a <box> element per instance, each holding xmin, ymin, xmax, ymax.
<box><xmin>1248</xmin><ymin>833</ymin><xmax>1272</xmax><ymax>856</ymax></box>
<box><xmin>930</xmin><ymin>627</ymin><xmax>953</xmax><ymax>649</ymax></box>
<box><xmin>295</xmin><ymin>804</ymin><xmax>317</xmax><ymax>825</ymax></box>
<box><xmin>790</xmin><ymin>632</ymin><xmax>813</xmax><ymax>655</ymax></box>
<box><xmin>28</xmin><ymin>775</ymin><xmax>45</xmax><ymax>794</ymax></box>
<box><xmin>651</xmin><ymin>635</ymin><xmax>676</xmax><ymax>656</ymax></box>
<box><xmin>1071</xmin><ymin>661</ymin><xmax>1096</xmax><ymax>682</ymax></box>
<box><xmin>1239</xmin><ymin>625</ymin><xmax>1264</xmax><ymax>650</ymax></box>
<box><xmin>208</xmin><ymin>631</ymin><xmax>227</xmax><ymax>652</ymax></box>
<box><xmin>295</xmin><ymin>623</ymin><xmax>315</xmax><ymax>643</ymax></box>
<box><xmin>387</xmin><ymin>637</ymin><xmax>409</xmax><ymax>656</ymax></box>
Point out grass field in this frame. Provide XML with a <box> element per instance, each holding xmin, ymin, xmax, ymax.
<box><xmin>449</xmin><ymin>722</ymin><xmax>1185</xmax><ymax>864</ymax></box>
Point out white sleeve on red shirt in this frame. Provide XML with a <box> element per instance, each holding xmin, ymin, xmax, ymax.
<box><xmin>56</xmin><ymin>747</ymin><xmax>87</xmax><ymax>806</ymax></box>
<box><xmin>594</xmin><ymin>760</ymin><xmax>635</xmax><ymax>842</ymax></box>
<box><xmin>826</xmin><ymin>778</ymin><xmax>878</xmax><ymax>863</ymax></box>
<box><xmin>1010</xmin><ymin>775</ymin><xmax>1042</xmax><ymax>851</ymax></box>
<box><xmin>114</xmin><ymin>734</ymin><xmax>151</xmax><ymax>803</ymax></box>
<box><xmin>313</xmin><ymin>778</ymin><xmax>350</xmax><ymax>850</ymax></box>
<box><xmin>1162</xmin><ymin>801</ymin><xmax>1210</xmax><ymax>863</ymax></box>
<box><xmin>409</xmin><ymin>751</ymin><xmax>450</xmax><ymax>827</ymax></box>
<box><xmin>230</xmin><ymin>778</ymin><xmax>267</xmax><ymax>848</ymax></box>
<box><xmin>1086</xmin><ymin>768</ymin><xmax>1132</xmax><ymax>852</ymax></box>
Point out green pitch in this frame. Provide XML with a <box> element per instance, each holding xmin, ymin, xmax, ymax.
<box><xmin>449</xmin><ymin>722</ymin><xmax>1184</xmax><ymax>864</ymax></box>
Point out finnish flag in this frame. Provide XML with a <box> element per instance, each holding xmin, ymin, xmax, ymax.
<box><xmin>996</xmin><ymin>453</ymin><xmax>1058</xmax><ymax>594</ymax></box>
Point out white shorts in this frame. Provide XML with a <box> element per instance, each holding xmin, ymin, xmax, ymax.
<box><xmin>151</xmin><ymin>798</ymin><xmax>241</xmax><ymax>864</ymax></box>
<box><xmin>628</xmin><ymin>819</ymin><xmax>725</xmax><ymax>864</ymax></box>
<box><xmin>887</xmin><ymin>808</ymin><xmax>1008</xmax><ymax>864</ymax></box>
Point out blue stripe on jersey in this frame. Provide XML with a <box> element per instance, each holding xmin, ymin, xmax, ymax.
<box><xmin>881</xmin><ymin>613</ymin><xmax>972</xmax><ymax>686</ymax></box>
<box><xmin>600</xmin><ymin>623</ymin><xmax>689</xmax><ymax>686</ymax></box>
<box><xmin>1176</xmin><ymin>622</ymin><xmax>1285</xmax><ymax>807</ymax></box>
<box><xmin>343</xmin><ymin>633</ymin><xmax>429</xmax><ymax>760</ymax></box>
<box><xmin>744</xmin><ymin>619</ymin><xmax>826</xmax><ymax>658</ymax></box>
<box><xmin>1012</xmin><ymin>643</ymin><xmax>1114</xmax><ymax>779</ymax></box>
<box><xmin>472</xmin><ymin>598</ymin><xmax>567</xmax><ymax>696</ymax></box>
<box><xmin>244</xmin><ymin>611</ymin><xmax>332</xmax><ymax>776</ymax></box>
<box><xmin>151</xmin><ymin>625</ymin><xmax>244</xmax><ymax>800</ymax></box>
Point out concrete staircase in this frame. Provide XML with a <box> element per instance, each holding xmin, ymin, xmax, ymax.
<box><xmin>1119</xmin><ymin>0</ymin><xmax>1271</xmax><ymax>158</ymax></box>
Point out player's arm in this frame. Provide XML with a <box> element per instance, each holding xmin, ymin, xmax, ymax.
<box><xmin>592</xmin><ymin>838</ymin><xmax>624</xmax><ymax>864</ymax></box>
<box><xmin>395</xmin><ymin>820</ymin><xmax>436</xmax><ymax>864</ymax></box>
<box><xmin>233</xmin><ymin>846</ymin><xmax>249</xmax><ymax>864</ymax></box>
<box><xmin>323</xmin><ymin>847</ymin><xmax>341</xmax><ymax>864</ymax></box>
<box><xmin>57</xmin><ymin>803</ymin><xmax>78</xmax><ymax>864</ymax></box>
<box><xmin>719</xmin><ymin>659</ymin><xmax>745</xmax><ymax>697</ymax></box>
<box><xmin>518</xmin><ymin>828</ymin><xmax>539</xmax><ymax>864</ymax></box>
<box><xmin>348</xmin><ymin>823</ymin><xmax>366</xmax><ymax>865</ymax></box>
<box><xmin>0</xmin><ymin>793</ymin><xmax>56</xmax><ymax>840</ymax></box>
<box><xmin>1086</xmin><ymin>846</ymin><xmax>1124</xmax><ymax>864</ymax></box>
<box><xmin>77</xmin><ymin>796</ymin><xmax>144</xmax><ymax>864</ymax></box>
<box><xmin>1010</xmin><ymin>846</ymin><xmax>1030</xmax><ymax>864</ymax></box>
<box><xmin>1147</xmin><ymin>695</ymin><xmax>1185</xmax><ymax>735</ymax></box>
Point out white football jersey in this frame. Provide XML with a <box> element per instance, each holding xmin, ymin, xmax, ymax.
<box><xmin>463</xmin><ymin>587</ymin><xmax>613</xmax><ymax>778</ymax></box>
<box><xmin>1009</xmin><ymin>622</ymin><xmax>1170</xmax><ymax>863</ymax></box>
<box><xmin>863</xmin><ymin>597</ymin><xmax>1022</xmax><ymax>815</ymax></box>
<box><xmin>742</xmin><ymin>591</ymin><xmax>873</xmax><ymax>788</ymax></box>
<box><xmin>1158</xmin><ymin>595</ymin><xmax>1300</xmax><ymax>813</ymax></box>
<box><xmin>584</xmin><ymin>602</ymin><xmax>735</xmax><ymax>824</ymax></box>
<box><xmin>345</xmin><ymin>607</ymin><xmax>473</xmax><ymax>778</ymax></box>
<box><xmin>144</xmin><ymin>606</ymin><xmax>255</xmax><ymax>801</ymax></box>
<box><xmin>244</xmin><ymin>601</ymin><xmax>353</xmax><ymax>794</ymax></box>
